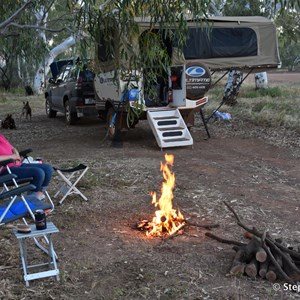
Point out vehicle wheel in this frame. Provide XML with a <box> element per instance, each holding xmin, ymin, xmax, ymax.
<box><xmin>45</xmin><ymin>97</ymin><xmax>57</xmax><ymax>118</ymax></box>
<box><xmin>106</xmin><ymin>107</ymin><xmax>119</xmax><ymax>140</ymax></box>
<box><xmin>65</xmin><ymin>100</ymin><xmax>78</xmax><ymax>125</ymax></box>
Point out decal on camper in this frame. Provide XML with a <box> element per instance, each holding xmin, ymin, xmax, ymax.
<box><xmin>185</xmin><ymin>66</ymin><xmax>206</xmax><ymax>78</ymax></box>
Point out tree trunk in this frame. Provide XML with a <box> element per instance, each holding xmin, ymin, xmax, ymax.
<box><xmin>255</xmin><ymin>72</ymin><xmax>268</xmax><ymax>89</ymax></box>
<box><xmin>33</xmin><ymin>36</ymin><xmax>76</xmax><ymax>94</ymax></box>
<box><xmin>222</xmin><ymin>70</ymin><xmax>243</xmax><ymax>106</ymax></box>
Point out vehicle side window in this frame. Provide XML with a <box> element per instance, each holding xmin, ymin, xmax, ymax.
<box><xmin>70</xmin><ymin>67</ymin><xmax>79</xmax><ymax>80</ymax></box>
<box><xmin>56</xmin><ymin>65</ymin><xmax>72</xmax><ymax>82</ymax></box>
<box><xmin>56</xmin><ymin>66</ymin><xmax>66</xmax><ymax>82</ymax></box>
<box><xmin>63</xmin><ymin>66</ymin><xmax>73</xmax><ymax>81</ymax></box>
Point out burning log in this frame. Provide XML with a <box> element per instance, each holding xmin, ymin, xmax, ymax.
<box><xmin>205</xmin><ymin>201</ymin><xmax>300</xmax><ymax>285</ymax></box>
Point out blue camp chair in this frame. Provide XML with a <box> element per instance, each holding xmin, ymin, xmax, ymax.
<box><xmin>0</xmin><ymin>159</ymin><xmax>55</xmax><ymax>256</ymax></box>
<box><xmin>0</xmin><ymin>151</ymin><xmax>54</xmax><ymax>211</ymax></box>
<box><xmin>0</xmin><ymin>173</ymin><xmax>52</xmax><ymax>226</ymax></box>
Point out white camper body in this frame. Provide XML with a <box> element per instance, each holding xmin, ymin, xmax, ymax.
<box><xmin>93</xmin><ymin>16</ymin><xmax>281</xmax><ymax>145</ymax></box>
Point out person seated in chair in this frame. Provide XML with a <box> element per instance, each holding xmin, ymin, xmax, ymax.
<box><xmin>0</xmin><ymin>133</ymin><xmax>53</xmax><ymax>200</ymax></box>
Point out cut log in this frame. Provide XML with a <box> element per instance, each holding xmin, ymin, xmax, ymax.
<box><xmin>282</xmin><ymin>253</ymin><xmax>300</xmax><ymax>281</ymax></box>
<box><xmin>256</xmin><ymin>247</ymin><xmax>267</xmax><ymax>263</ymax></box>
<box><xmin>259</xmin><ymin>258</ymin><xmax>270</xmax><ymax>278</ymax></box>
<box><xmin>245</xmin><ymin>258</ymin><xmax>258</xmax><ymax>278</ymax></box>
<box><xmin>266</xmin><ymin>255</ymin><xmax>281</xmax><ymax>282</ymax></box>
<box><xmin>266</xmin><ymin>239</ymin><xmax>300</xmax><ymax>281</ymax></box>
<box><xmin>266</xmin><ymin>265</ymin><xmax>277</xmax><ymax>282</ymax></box>
<box><xmin>229</xmin><ymin>248</ymin><xmax>248</xmax><ymax>275</ymax></box>
<box><xmin>244</xmin><ymin>231</ymin><xmax>254</xmax><ymax>240</ymax></box>
<box><xmin>230</xmin><ymin>263</ymin><xmax>246</xmax><ymax>275</ymax></box>
<box><xmin>229</xmin><ymin>237</ymin><xmax>263</xmax><ymax>275</ymax></box>
<box><xmin>215</xmin><ymin>201</ymin><xmax>300</xmax><ymax>284</ymax></box>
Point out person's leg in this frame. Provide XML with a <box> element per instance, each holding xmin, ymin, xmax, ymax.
<box><xmin>20</xmin><ymin>163</ymin><xmax>53</xmax><ymax>191</ymax></box>
<box><xmin>9</xmin><ymin>166</ymin><xmax>45</xmax><ymax>192</ymax></box>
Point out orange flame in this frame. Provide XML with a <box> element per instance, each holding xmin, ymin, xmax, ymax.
<box><xmin>146</xmin><ymin>154</ymin><xmax>185</xmax><ymax>237</ymax></box>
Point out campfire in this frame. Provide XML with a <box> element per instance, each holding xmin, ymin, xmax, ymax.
<box><xmin>138</xmin><ymin>154</ymin><xmax>185</xmax><ymax>237</ymax></box>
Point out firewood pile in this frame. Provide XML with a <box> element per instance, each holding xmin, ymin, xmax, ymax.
<box><xmin>206</xmin><ymin>202</ymin><xmax>300</xmax><ymax>285</ymax></box>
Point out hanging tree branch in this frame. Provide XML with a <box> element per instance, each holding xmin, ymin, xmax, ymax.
<box><xmin>0</xmin><ymin>0</ymin><xmax>34</xmax><ymax>30</ymax></box>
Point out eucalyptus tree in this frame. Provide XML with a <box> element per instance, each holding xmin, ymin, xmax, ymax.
<box><xmin>1</xmin><ymin>0</ymin><xmax>298</xmax><ymax>93</ymax></box>
<box><xmin>0</xmin><ymin>1</ymin><xmax>47</xmax><ymax>90</ymax></box>
<box><xmin>75</xmin><ymin>0</ymin><xmax>212</xmax><ymax>84</ymax></box>
<box><xmin>0</xmin><ymin>0</ymin><xmax>75</xmax><ymax>92</ymax></box>
<box><xmin>276</xmin><ymin>3</ymin><xmax>300</xmax><ymax>70</ymax></box>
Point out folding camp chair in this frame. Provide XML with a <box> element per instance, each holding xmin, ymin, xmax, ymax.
<box><xmin>0</xmin><ymin>175</ymin><xmax>52</xmax><ymax>225</ymax></box>
<box><xmin>18</xmin><ymin>148</ymin><xmax>54</xmax><ymax>210</ymax></box>
<box><xmin>0</xmin><ymin>159</ymin><xmax>55</xmax><ymax>255</ymax></box>
<box><xmin>54</xmin><ymin>164</ymin><xmax>89</xmax><ymax>205</ymax></box>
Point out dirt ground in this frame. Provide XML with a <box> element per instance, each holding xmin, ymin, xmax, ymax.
<box><xmin>0</xmin><ymin>72</ymin><xmax>300</xmax><ymax>300</ymax></box>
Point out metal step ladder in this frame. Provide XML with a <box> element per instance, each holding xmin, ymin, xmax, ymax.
<box><xmin>147</xmin><ymin>108</ymin><xmax>193</xmax><ymax>148</ymax></box>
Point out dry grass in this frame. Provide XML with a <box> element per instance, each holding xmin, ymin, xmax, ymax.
<box><xmin>206</xmin><ymin>76</ymin><xmax>300</xmax><ymax>132</ymax></box>
<box><xmin>0</xmin><ymin>80</ymin><xmax>300</xmax><ymax>299</ymax></box>
<box><xmin>1</xmin><ymin>73</ymin><xmax>300</xmax><ymax>133</ymax></box>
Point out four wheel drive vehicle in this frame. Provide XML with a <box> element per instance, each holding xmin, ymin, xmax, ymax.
<box><xmin>93</xmin><ymin>16</ymin><xmax>281</xmax><ymax>146</ymax></box>
<box><xmin>45</xmin><ymin>60</ymin><xmax>97</xmax><ymax>125</ymax></box>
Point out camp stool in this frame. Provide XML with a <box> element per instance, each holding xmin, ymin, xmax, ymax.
<box><xmin>54</xmin><ymin>164</ymin><xmax>89</xmax><ymax>205</ymax></box>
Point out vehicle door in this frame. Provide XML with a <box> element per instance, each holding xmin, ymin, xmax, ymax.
<box><xmin>51</xmin><ymin>65</ymin><xmax>72</xmax><ymax>109</ymax></box>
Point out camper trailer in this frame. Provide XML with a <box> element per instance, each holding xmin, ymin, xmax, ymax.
<box><xmin>93</xmin><ymin>16</ymin><xmax>281</xmax><ymax>148</ymax></box>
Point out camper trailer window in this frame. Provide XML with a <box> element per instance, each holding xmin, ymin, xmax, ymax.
<box><xmin>183</xmin><ymin>27</ymin><xmax>257</xmax><ymax>59</ymax></box>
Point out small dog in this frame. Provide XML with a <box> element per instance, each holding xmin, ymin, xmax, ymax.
<box><xmin>21</xmin><ymin>101</ymin><xmax>32</xmax><ymax>120</ymax></box>
<box><xmin>1</xmin><ymin>114</ymin><xmax>17</xmax><ymax>129</ymax></box>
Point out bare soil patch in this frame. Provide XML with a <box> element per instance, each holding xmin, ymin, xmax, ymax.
<box><xmin>0</xmin><ymin>74</ymin><xmax>300</xmax><ymax>299</ymax></box>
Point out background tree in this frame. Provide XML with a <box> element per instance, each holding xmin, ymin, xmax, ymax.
<box><xmin>276</xmin><ymin>4</ymin><xmax>300</xmax><ymax>71</ymax></box>
<box><xmin>0</xmin><ymin>0</ymin><xmax>76</xmax><ymax>93</ymax></box>
<box><xmin>1</xmin><ymin>0</ymin><xmax>299</xmax><ymax>94</ymax></box>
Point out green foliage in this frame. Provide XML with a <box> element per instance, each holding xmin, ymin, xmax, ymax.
<box><xmin>78</xmin><ymin>0</ymin><xmax>210</xmax><ymax>70</ymax></box>
<box><xmin>276</xmin><ymin>8</ymin><xmax>300</xmax><ymax>70</ymax></box>
<box><xmin>223</xmin><ymin>0</ymin><xmax>263</xmax><ymax>16</ymax></box>
<box><xmin>76</xmin><ymin>0</ymin><xmax>211</xmax><ymax>126</ymax></box>
<box><xmin>0</xmin><ymin>0</ymin><xmax>75</xmax><ymax>90</ymax></box>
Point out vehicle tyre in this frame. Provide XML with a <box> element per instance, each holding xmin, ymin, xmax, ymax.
<box><xmin>65</xmin><ymin>100</ymin><xmax>78</xmax><ymax>125</ymax></box>
<box><xmin>45</xmin><ymin>97</ymin><xmax>57</xmax><ymax>118</ymax></box>
<box><xmin>106</xmin><ymin>107</ymin><xmax>119</xmax><ymax>140</ymax></box>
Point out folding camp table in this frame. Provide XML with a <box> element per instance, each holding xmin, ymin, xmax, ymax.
<box><xmin>14</xmin><ymin>222</ymin><xmax>59</xmax><ymax>287</ymax></box>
